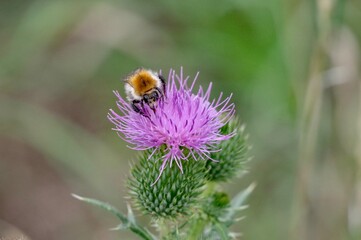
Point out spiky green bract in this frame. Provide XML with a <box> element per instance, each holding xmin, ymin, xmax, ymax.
<box><xmin>199</xmin><ymin>184</ymin><xmax>256</xmax><ymax>240</ymax></box>
<box><xmin>201</xmin><ymin>192</ymin><xmax>230</xmax><ymax>238</ymax></box>
<box><xmin>203</xmin><ymin>192</ymin><xmax>230</xmax><ymax>219</ymax></box>
<box><xmin>205</xmin><ymin>118</ymin><xmax>249</xmax><ymax>182</ymax></box>
<box><xmin>129</xmin><ymin>149</ymin><xmax>206</xmax><ymax>219</ymax></box>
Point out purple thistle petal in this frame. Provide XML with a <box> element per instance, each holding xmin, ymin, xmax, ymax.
<box><xmin>108</xmin><ymin>68</ymin><xmax>235</xmax><ymax>181</ymax></box>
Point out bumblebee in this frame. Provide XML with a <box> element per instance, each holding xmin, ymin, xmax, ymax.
<box><xmin>124</xmin><ymin>68</ymin><xmax>166</xmax><ymax>114</ymax></box>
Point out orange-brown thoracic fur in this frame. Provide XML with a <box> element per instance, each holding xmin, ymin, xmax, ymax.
<box><xmin>127</xmin><ymin>70</ymin><xmax>157</xmax><ymax>96</ymax></box>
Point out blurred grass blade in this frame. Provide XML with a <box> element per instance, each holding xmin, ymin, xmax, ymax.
<box><xmin>0</xmin><ymin>97</ymin><xmax>122</xmax><ymax>197</ymax></box>
<box><xmin>0</xmin><ymin>1</ymin><xmax>85</xmax><ymax>76</ymax></box>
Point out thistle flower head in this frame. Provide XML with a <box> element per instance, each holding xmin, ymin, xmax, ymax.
<box><xmin>108</xmin><ymin>68</ymin><xmax>235</xmax><ymax>180</ymax></box>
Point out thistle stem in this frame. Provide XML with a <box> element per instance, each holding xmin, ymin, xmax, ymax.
<box><xmin>186</xmin><ymin>181</ymin><xmax>218</xmax><ymax>239</ymax></box>
<box><xmin>204</xmin><ymin>182</ymin><xmax>217</xmax><ymax>196</ymax></box>
<box><xmin>157</xmin><ymin>219</ymin><xmax>170</xmax><ymax>238</ymax></box>
<box><xmin>187</xmin><ymin>219</ymin><xmax>207</xmax><ymax>240</ymax></box>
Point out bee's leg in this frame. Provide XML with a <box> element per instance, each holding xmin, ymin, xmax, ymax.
<box><xmin>140</xmin><ymin>100</ymin><xmax>152</xmax><ymax>118</ymax></box>
<box><xmin>148</xmin><ymin>91</ymin><xmax>161</xmax><ymax>111</ymax></box>
<box><xmin>155</xmin><ymin>87</ymin><xmax>162</xmax><ymax>97</ymax></box>
<box><xmin>131</xmin><ymin>100</ymin><xmax>142</xmax><ymax>114</ymax></box>
<box><xmin>154</xmin><ymin>87</ymin><xmax>164</xmax><ymax>103</ymax></box>
<box><xmin>140</xmin><ymin>100</ymin><xmax>145</xmax><ymax>111</ymax></box>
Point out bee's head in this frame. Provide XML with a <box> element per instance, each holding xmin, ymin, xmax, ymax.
<box><xmin>144</xmin><ymin>91</ymin><xmax>160</xmax><ymax>109</ymax></box>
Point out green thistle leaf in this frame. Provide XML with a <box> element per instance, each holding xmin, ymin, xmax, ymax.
<box><xmin>205</xmin><ymin>118</ymin><xmax>250</xmax><ymax>182</ymax></box>
<box><xmin>71</xmin><ymin>194</ymin><xmax>156</xmax><ymax>240</ymax></box>
<box><xmin>220</xmin><ymin>182</ymin><xmax>256</xmax><ymax>225</ymax></box>
<box><xmin>129</xmin><ymin>149</ymin><xmax>206</xmax><ymax>219</ymax></box>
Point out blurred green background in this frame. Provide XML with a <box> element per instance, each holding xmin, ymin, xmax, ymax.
<box><xmin>1</xmin><ymin>0</ymin><xmax>360</xmax><ymax>239</ymax></box>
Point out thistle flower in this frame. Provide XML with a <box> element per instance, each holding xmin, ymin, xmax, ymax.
<box><xmin>75</xmin><ymin>68</ymin><xmax>253</xmax><ymax>239</ymax></box>
<box><xmin>108</xmin><ymin>68</ymin><xmax>235</xmax><ymax>181</ymax></box>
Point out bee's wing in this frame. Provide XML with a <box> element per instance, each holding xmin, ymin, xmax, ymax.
<box><xmin>158</xmin><ymin>74</ymin><xmax>166</xmax><ymax>94</ymax></box>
